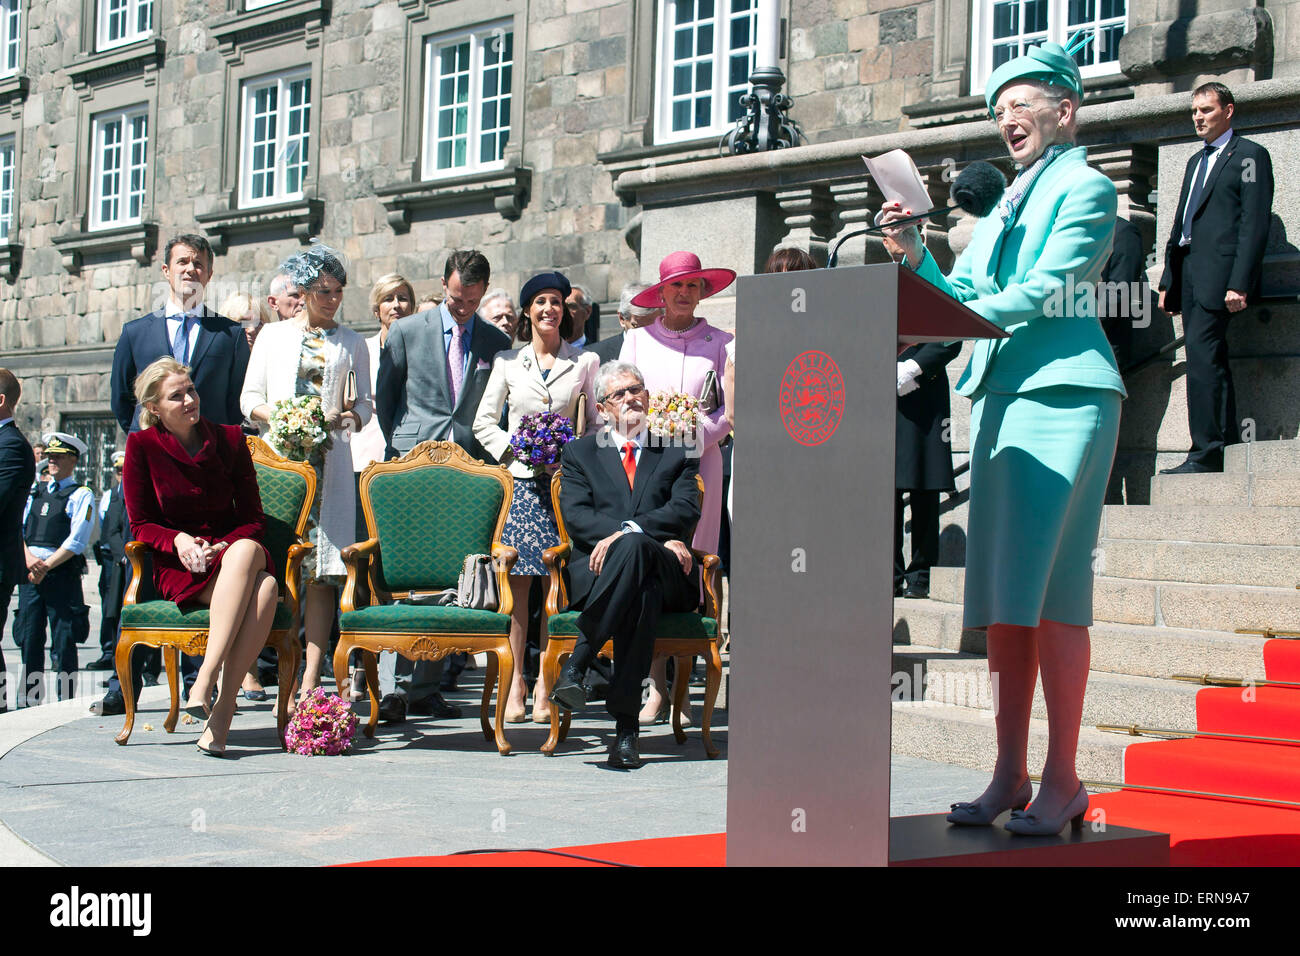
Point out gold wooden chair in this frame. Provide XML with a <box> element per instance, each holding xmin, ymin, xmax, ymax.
<box><xmin>114</xmin><ymin>437</ymin><xmax>313</xmax><ymax>749</ymax></box>
<box><xmin>539</xmin><ymin>471</ymin><xmax>724</xmax><ymax>758</ymax></box>
<box><xmin>333</xmin><ymin>441</ymin><xmax>519</xmax><ymax>755</ymax></box>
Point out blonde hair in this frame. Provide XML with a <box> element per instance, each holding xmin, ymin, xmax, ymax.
<box><xmin>369</xmin><ymin>273</ymin><xmax>416</xmax><ymax>316</ymax></box>
<box><xmin>220</xmin><ymin>291</ymin><xmax>274</xmax><ymax>325</ymax></box>
<box><xmin>135</xmin><ymin>357</ymin><xmax>191</xmax><ymax>428</ymax></box>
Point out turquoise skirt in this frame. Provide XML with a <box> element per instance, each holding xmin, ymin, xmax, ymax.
<box><xmin>963</xmin><ymin>386</ymin><xmax>1121</xmax><ymax>629</ymax></box>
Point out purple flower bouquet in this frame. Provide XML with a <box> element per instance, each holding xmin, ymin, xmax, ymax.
<box><xmin>283</xmin><ymin>687</ymin><xmax>359</xmax><ymax>756</ymax></box>
<box><xmin>509</xmin><ymin>411</ymin><xmax>576</xmax><ymax>472</ymax></box>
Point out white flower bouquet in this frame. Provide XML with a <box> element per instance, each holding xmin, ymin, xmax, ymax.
<box><xmin>646</xmin><ymin>391</ymin><xmax>701</xmax><ymax>442</ymax></box>
<box><xmin>268</xmin><ymin>395</ymin><xmax>332</xmax><ymax>462</ymax></box>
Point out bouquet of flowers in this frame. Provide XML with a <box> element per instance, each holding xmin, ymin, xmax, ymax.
<box><xmin>283</xmin><ymin>688</ymin><xmax>359</xmax><ymax>756</ymax></box>
<box><xmin>647</xmin><ymin>391</ymin><xmax>701</xmax><ymax>442</ymax></box>
<box><xmin>267</xmin><ymin>395</ymin><xmax>332</xmax><ymax>462</ymax></box>
<box><xmin>509</xmin><ymin>411</ymin><xmax>576</xmax><ymax>471</ymax></box>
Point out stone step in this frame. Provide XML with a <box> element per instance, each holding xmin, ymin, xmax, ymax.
<box><xmin>1096</xmin><ymin>538</ymin><xmax>1300</xmax><ymax>588</ymax></box>
<box><xmin>928</xmin><ymin>566</ymin><xmax>1300</xmax><ymax>632</ymax></box>
<box><xmin>890</xmin><ymin>701</ymin><xmax>1127</xmax><ymax>783</ymax></box>
<box><xmin>894</xmin><ymin>599</ymin><xmax>1270</xmax><ymax>680</ymax></box>
<box><xmin>892</xmin><ymin>645</ymin><xmax>1201</xmax><ymax>728</ymax></box>
<box><xmin>1226</xmin><ymin>438</ymin><xmax>1300</xmax><ymax>474</ymax></box>
<box><xmin>1149</xmin><ymin>472</ymin><xmax>1300</xmax><ymax>507</ymax></box>
<box><xmin>1101</xmin><ymin>505</ymin><xmax>1300</xmax><ymax>546</ymax></box>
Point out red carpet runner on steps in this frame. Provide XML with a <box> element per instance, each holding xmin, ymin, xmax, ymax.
<box><xmin>1089</xmin><ymin>638</ymin><xmax>1300</xmax><ymax>865</ymax></box>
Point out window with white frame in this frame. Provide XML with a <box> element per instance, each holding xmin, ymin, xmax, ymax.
<box><xmin>97</xmin><ymin>0</ymin><xmax>153</xmax><ymax>52</ymax></box>
<box><xmin>654</xmin><ymin>0</ymin><xmax>761</xmax><ymax>144</ymax></box>
<box><xmin>971</xmin><ymin>0</ymin><xmax>1126</xmax><ymax>96</ymax></box>
<box><xmin>1</xmin><ymin>0</ymin><xmax>20</xmax><ymax>76</ymax></box>
<box><xmin>240</xmin><ymin>69</ymin><xmax>311</xmax><ymax>207</ymax></box>
<box><xmin>0</xmin><ymin>135</ymin><xmax>14</xmax><ymax>240</ymax></box>
<box><xmin>89</xmin><ymin>106</ymin><xmax>148</xmax><ymax>230</ymax></box>
<box><xmin>421</xmin><ymin>23</ymin><xmax>513</xmax><ymax>179</ymax></box>
<box><xmin>244</xmin><ymin>0</ymin><xmax>289</xmax><ymax>9</ymax></box>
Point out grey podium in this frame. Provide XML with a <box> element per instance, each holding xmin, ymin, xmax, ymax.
<box><xmin>727</xmin><ymin>262</ymin><xmax>1005</xmax><ymax>866</ymax></box>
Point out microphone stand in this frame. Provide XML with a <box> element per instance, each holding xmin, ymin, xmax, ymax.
<box><xmin>827</xmin><ymin>205</ymin><xmax>953</xmax><ymax>268</ymax></box>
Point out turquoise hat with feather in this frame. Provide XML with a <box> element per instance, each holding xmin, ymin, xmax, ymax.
<box><xmin>984</xmin><ymin>32</ymin><xmax>1093</xmax><ymax>116</ymax></box>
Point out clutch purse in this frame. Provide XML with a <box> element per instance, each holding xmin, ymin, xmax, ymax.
<box><xmin>457</xmin><ymin>553</ymin><xmax>499</xmax><ymax>611</ymax></box>
<box><xmin>698</xmin><ymin>369</ymin><xmax>721</xmax><ymax>416</ymax></box>
<box><xmin>342</xmin><ymin>369</ymin><xmax>357</xmax><ymax>411</ymax></box>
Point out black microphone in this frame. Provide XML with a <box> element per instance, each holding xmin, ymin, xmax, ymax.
<box><xmin>828</xmin><ymin>160</ymin><xmax>1007</xmax><ymax>266</ymax></box>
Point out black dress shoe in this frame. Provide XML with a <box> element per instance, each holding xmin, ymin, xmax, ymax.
<box><xmin>408</xmin><ymin>691</ymin><xmax>460</xmax><ymax>719</ymax></box>
<box><xmin>86</xmin><ymin>655</ymin><xmax>115</xmax><ymax>671</ymax></box>
<box><xmin>141</xmin><ymin>673</ymin><xmax>159</xmax><ymax>687</ymax></box>
<box><xmin>91</xmin><ymin>692</ymin><xmax>126</xmax><ymax>716</ymax></box>
<box><xmin>904</xmin><ymin>584</ymin><xmax>929</xmax><ymax>599</ymax></box>
<box><xmin>607</xmin><ymin>731</ymin><xmax>642</xmax><ymax>770</ymax></box>
<box><xmin>378</xmin><ymin>694</ymin><xmax>407</xmax><ymax>723</ymax></box>
<box><xmin>1159</xmin><ymin>459</ymin><xmax>1218</xmax><ymax>475</ymax></box>
<box><xmin>549</xmin><ymin>664</ymin><xmax>587</xmax><ymax>711</ymax></box>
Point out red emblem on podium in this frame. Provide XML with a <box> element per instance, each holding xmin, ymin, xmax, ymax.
<box><xmin>779</xmin><ymin>350</ymin><xmax>845</xmax><ymax>447</ymax></box>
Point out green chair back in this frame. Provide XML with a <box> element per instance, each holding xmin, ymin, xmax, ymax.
<box><xmin>253</xmin><ymin>459</ymin><xmax>312</xmax><ymax>589</ymax></box>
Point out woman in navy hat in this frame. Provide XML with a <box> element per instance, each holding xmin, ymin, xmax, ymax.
<box><xmin>474</xmin><ymin>271</ymin><xmax>599</xmax><ymax>723</ymax></box>
<box><xmin>880</xmin><ymin>36</ymin><xmax>1124</xmax><ymax>835</ymax></box>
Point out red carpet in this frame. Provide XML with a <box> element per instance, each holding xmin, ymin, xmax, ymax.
<box><xmin>344</xmin><ymin>833</ymin><xmax>726</xmax><ymax>867</ymax></box>
<box><xmin>1093</xmin><ymin>639</ymin><xmax>1300</xmax><ymax>865</ymax></box>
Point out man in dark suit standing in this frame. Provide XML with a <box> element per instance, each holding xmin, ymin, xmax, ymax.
<box><xmin>87</xmin><ymin>451</ymin><xmax>129</xmax><ymax>671</ymax></box>
<box><xmin>550</xmin><ymin>361</ymin><xmax>701</xmax><ymax>769</ymax></box>
<box><xmin>374</xmin><ymin>249</ymin><xmax>512</xmax><ymax>721</ymax></box>
<box><xmin>588</xmin><ymin>281</ymin><xmax>662</xmax><ymax>365</ymax></box>
<box><xmin>1158</xmin><ymin>82</ymin><xmax>1274</xmax><ymax>474</ymax></box>
<box><xmin>110</xmin><ymin>233</ymin><xmax>249</xmax><ymax>433</ymax></box>
<box><xmin>0</xmin><ymin>369</ymin><xmax>36</xmax><ymax>713</ymax></box>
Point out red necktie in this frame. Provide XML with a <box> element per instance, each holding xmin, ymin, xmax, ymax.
<box><xmin>622</xmin><ymin>442</ymin><xmax>636</xmax><ymax>489</ymax></box>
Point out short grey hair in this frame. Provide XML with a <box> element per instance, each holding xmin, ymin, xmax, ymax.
<box><xmin>595</xmin><ymin>361</ymin><xmax>644</xmax><ymax>404</ymax></box>
<box><xmin>618</xmin><ymin>281</ymin><xmax>659</xmax><ymax>318</ymax></box>
<box><xmin>568</xmin><ymin>284</ymin><xmax>591</xmax><ymax>306</ymax></box>
<box><xmin>481</xmin><ymin>288</ymin><xmax>514</xmax><ymax>310</ymax></box>
<box><xmin>269</xmin><ymin>273</ymin><xmax>299</xmax><ymax>297</ymax></box>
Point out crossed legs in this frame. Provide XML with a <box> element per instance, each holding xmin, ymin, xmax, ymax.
<box><xmin>187</xmin><ymin>539</ymin><xmax>279</xmax><ymax>750</ymax></box>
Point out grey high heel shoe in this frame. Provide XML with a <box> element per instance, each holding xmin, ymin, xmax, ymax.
<box><xmin>1004</xmin><ymin>783</ymin><xmax>1090</xmax><ymax>836</ymax></box>
<box><xmin>946</xmin><ymin>779</ymin><xmax>1033</xmax><ymax>826</ymax></box>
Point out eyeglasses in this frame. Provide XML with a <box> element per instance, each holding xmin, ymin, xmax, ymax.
<box><xmin>603</xmin><ymin>383</ymin><xmax>646</xmax><ymax>403</ymax></box>
<box><xmin>992</xmin><ymin>98</ymin><xmax>1057</xmax><ymax>123</ymax></box>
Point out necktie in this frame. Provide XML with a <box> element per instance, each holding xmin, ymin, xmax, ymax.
<box><xmin>1181</xmin><ymin>144</ymin><xmax>1216</xmax><ymax>243</ymax></box>
<box><xmin>622</xmin><ymin>442</ymin><xmax>636</xmax><ymax>489</ymax></box>
<box><xmin>172</xmin><ymin>314</ymin><xmax>192</xmax><ymax>364</ymax></box>
<box><xmin>448</xmin><ymin>324</ymin><xmax>467</xmax><ymax>407</ymax></box>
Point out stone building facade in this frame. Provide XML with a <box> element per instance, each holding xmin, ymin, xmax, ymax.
<box><xmin>0</xmin><ymin>0</ymin><xmax>1297</xmax><ymax>503</ymax></box>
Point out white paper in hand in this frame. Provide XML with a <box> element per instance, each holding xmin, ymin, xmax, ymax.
<box><xmin>863</xmin><ymin>149</ymin><xmax>932</xmax><ymax>216</ymax></box>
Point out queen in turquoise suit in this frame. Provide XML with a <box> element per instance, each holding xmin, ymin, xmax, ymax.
<box><xmin>882</xmin><ymin>37</ymin><xmax>1124</xmax><ymax>836</ymax></box>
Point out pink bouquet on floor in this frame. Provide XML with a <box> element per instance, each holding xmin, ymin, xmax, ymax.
<box><xmin>283</xmin><ymin>688</ymin><xmax>359</xmax><ymax>756</ymax></box>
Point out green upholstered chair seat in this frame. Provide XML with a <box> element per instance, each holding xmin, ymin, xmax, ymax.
<box><xmin>342</xmin><ymin>604</ymin><xmax>511</xmax><ymax>635</ymax></box>
<box><xmin>121</xmin><ymin>601</ymin><xmax>294</xmax><ymax>630</ymax></box>
<box><xmin>546</xmin><ymin>611</ymin><xmax>717</xmax><ymax>641</ymax></box>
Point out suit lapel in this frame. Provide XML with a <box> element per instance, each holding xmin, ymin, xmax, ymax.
<box><xmin>426</xmin><ymin>309</ymin><xmax>454</xmax><ymax>412</ymax></box>
<box><xmin>188</xmin><ymin>307</ymin><xmax>217</xmax><ymax>370</ymax></box>
<box><xmin>151</xmin><ymin>311</ymin><xmax>172</xmax><ymax>362</ymax></box>
<box><xmin>629</xmin><ymin>442</ymin><xmax>666</xmax><ymax>513</ymax></box>
<box><xmin>598</xmin><ymin>432</ymin><xmax>633</xmax><ymax>507</ymax></box>
<box><xmin>1190</xmin><ymin>134</ymin><xmax>1238</xmax><ymax>221</ymax></box>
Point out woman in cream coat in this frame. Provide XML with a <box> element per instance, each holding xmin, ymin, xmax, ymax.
<box><xmin>474</xmin><ymin>271</ymin><xmax>599</xmax><ymax>723</ymax></box>
<box><xmin>241</xmin><ymin>246</ymin><xmax>373</xmax><ymax>702</ymax></box>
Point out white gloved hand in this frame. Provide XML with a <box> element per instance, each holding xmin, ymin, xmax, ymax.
<box><xmin>897</xmin><ymin>359</ymin><xmax>922</xmax><ymax>396</ymax></box>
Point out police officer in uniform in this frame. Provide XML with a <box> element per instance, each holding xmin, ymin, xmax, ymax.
<box><xmin>17</xmin><ymin>432</ymin><xmax>96</xmax><ymax>706</ymax></box>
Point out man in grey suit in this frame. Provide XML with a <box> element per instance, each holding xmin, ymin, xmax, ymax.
<box><xmin>373</xmin><ymin>249</ymin><xmax>512</xmax><ymax>721</ymax></box>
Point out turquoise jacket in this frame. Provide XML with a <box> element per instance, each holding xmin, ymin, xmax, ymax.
<box><xmin>914</xmin><ymin>146</ymin><xmax>1126</xmax><ymax>399</ymax></box>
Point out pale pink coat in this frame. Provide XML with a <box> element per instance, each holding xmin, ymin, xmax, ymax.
<box><xmin>619</xmin><ymin>318</ymin><xmax>734</xmax><ymax>555</ymax></box>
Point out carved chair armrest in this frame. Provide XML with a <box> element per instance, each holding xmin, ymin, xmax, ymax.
<box><xmin>491</xmin><ymin>543</ymin><xmax>519</xmax><ymax>617</ymax></box>
<box><xmin>283</xmin><ymin>541</ymin><xmax>315</xmax><ymax>614</ymax></box>
<box><xmin>123</xmin><ymin>541</ymin><xmax>150</xmax><ymax>606</ymax></box>
<box><xmin>340</xmin><ymin>538</ymin><xmax>380</xmax><ymax>614</ymax></box>
<box><xmin>690</xmin><ymin>549</ymin><xmax>723</xmax><ymax>620</ymax></box>
<box><xmin>541</xmin><ymin>542</ymin><xmax>572</xmax><ymax>616</ymax></box>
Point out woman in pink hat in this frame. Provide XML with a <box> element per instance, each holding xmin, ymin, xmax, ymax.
<box><xmin>620</xmin><ymin>250</ymin><xmax>734</xmax><ymax>724</ymax></box>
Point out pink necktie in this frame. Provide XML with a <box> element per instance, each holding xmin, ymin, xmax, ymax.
<box><xmin>448</xmin><ymin>324</ymin><xmax>467</xmax><ymax>406</ymax></box>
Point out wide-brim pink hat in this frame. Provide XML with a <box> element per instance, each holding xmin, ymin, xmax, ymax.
<box><xmin>631</xmin><ymin>251</ymin><xmax>737</xmax><ymax>308</ymax></box>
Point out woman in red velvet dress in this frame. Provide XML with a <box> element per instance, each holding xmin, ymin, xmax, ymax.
<box><xmin>123</xmin><ymin>357</ymin><xmax>279</xmax><ymax>756</ymax></box>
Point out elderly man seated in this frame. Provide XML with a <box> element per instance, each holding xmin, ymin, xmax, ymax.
<box><xmin>550</xmin><ymin>361</ymin><xmax>701</xmax><ymax>769</ymax></box>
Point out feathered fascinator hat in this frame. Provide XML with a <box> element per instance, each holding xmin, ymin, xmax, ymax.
<box><xmin>280</xmin><ymin>239</ymin><xmax>349</xmax><ymax>291</ymax></box>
